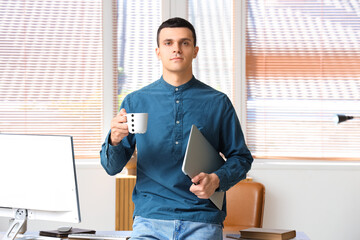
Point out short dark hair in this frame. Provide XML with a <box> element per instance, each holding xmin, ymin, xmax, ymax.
<box><xmin>157</xmin><ymin>17</ymin><xmax>197</xmax><ymax>47</ymax></box>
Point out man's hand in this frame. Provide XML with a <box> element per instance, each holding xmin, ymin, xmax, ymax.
<box><xmin>189</xmin><ymin>172</ymin><xmax>220</xmax><ymax>199</ymax></box>
<box><xmin>110</xmin><ymin>108</ymin><xmax>129</xmax><ymax>146</ymax></box>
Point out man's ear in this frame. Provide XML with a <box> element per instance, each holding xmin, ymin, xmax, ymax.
<box><xmin>155</xmin><ymin>48</ymin><xmax>161</xmax><ymax>60</ymax></box>
<box><xmin>193</xmin><ymin>46</ymin><xmax>199</xmax><ymax>59</ymax></box>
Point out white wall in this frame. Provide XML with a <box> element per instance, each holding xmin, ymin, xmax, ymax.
<box><xmin>2</xmin><ymin>161</ymin><xmax>360</xmax><ymax>240</ymax></box>
<box><xmin>248</xmin><ymin>160</ymin><xmax>360</xmax><ymax>240</ymax></box>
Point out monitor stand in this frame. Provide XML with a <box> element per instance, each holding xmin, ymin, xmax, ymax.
<box><xmin>2</xmin><ymin>209</ymin><xmax>27</xmax><ymax>240</ymax></box>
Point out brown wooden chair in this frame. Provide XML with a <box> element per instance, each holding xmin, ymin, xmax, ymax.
<box><xmin>223</xmin><ymin>181</ymin><xmax>265</xmax><ymax>232</ymax></box>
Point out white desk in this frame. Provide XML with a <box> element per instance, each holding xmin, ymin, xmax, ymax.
<box><xmin>94</xmin><ymin>230</ymin><xmax>311</xmax><ymax>240</ymax></box>
<box><xmin>2</xmin><ymin>230</ymin><xmax>310</xmax><ymax>240</ymax></box>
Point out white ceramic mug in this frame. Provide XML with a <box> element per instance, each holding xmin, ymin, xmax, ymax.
<box><xmin>126</xmin><ymin>113</ymin><xmax>148</xmax><ymax>134</ymax></box>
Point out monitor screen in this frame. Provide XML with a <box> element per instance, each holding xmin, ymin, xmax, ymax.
<box><xmin>0</xmin><ymin>133</ymin><xmax>81</xmax><ymax>238</ymax></box>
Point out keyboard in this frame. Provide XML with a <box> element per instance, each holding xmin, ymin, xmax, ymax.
<box><xmin>68</xmin><ymin>233</ymin><xmax>130</xmax><ymax>240</ymax></box>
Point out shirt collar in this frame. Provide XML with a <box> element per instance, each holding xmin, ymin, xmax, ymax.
<box><xmin>160</xmin><ymin>75</ymin><xmax>196</xmax><ymax>92</ymax></box>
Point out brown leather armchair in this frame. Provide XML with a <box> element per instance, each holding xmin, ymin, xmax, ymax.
<box><xmin>223</xmin><ymin>181</ymin><xmax>265</xmax><ymax>232</ymax></box>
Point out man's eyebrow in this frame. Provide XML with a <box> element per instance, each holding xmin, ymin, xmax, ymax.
<box><xmin>163</xmin><ymin>38</ymin><xmax>193</xmax><ymax>42</ymax></box>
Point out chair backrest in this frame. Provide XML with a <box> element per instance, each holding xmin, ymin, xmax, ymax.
<box><xmin>223</xmin><ymin>181</ymin><xmax>265</xmax><ymax>232</ymax></box>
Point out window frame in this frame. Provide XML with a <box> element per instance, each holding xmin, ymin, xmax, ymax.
<box><xmin>102</xmin><ymin>0</ymin><xmax>115</xmax><ymax>140</ymax></box>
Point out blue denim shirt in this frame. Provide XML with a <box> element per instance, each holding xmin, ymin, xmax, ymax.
<box><xmin>100</xmin><ymin>76</ymin><xmax>253</xmax><ymax>224</ymax></box>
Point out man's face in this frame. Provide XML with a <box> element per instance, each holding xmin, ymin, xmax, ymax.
<box><xmin>156</xmin><ymin>27</ymin><xmax>199</xmax><ymax>75</ymax></box>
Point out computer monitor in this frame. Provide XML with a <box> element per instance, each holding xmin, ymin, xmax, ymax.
<box><xmin>0</xmin><ymin>133</ymin><xmax>81</xmax><ymax>240</ymax></box>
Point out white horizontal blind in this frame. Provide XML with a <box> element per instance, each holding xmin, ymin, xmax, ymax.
<box><xmin>0</xmin><ymin>0</ymin><xmax>103</xmax><ymax>158</ymax></box>
<box><xmin>188</xmin><ymin>0</ymin><xmax>234</xmax><ymax>101</ymax></box>
<box><xmin>117</xmin><ymin>0</ymin><xmax>161</xmax><ymax>105</ymax></box>
<box><xmin>247</xmin><ymin>0</ymin><xmax>360</xmax><ymax>159</ymax></box>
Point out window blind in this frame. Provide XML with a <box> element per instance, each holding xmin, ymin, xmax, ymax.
<box><xmin>117</xmin><ymin>0</ymin><xmax>161</xmax><ymax>106</ymax></box>
<box><xmin>246</xmin><ymin>0</ymin><xmax>360</xmax><ymax>159</ymax></box>
<box><xmin>188</xmin><ymin>0</ymin><xmax>234</xmax><ymax>101</ymax></box>
<box><xmin>116</xmin><ymin>0</ymin><xmax>233</xmax><ymax>106</ymax></box>
<box><xmin>0</xmin><ymin>0</ymin><xmax>103</xmax><ymax>159</ymax></box>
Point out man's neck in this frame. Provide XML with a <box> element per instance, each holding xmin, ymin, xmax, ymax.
<box><xmin>162</xmin><ymin>71</ymin><xmax>193</xmax><ymax>87</ymax></box>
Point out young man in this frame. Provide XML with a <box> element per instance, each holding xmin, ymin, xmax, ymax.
<box><xmin>100</xmin><ymin>17</ymin><xmax>253</xmax><ymax>239</ymax></box>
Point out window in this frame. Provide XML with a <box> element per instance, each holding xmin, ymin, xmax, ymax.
<box><xmin>116</xmin><ymin>0</ymin><xmax>161</xmax><ymax>106</ymax></box>
<box><xmin>0</xmin><ymin>0</ymin><xmax>103</xmax><ymax>159</ymax></box>
<box><xmin>188</xmin><ymin>0</ymin><xmax>234</xmax><ymax>101</ymax></box>
<box><xmin>246</xmin><ymin>0</ymin><xmax>360</xmax><ymax>159</ymax></box>
<box><xmin>116</xmin><ymin>0</ymin><xmax>234</xmax><ymax>106</ymax></box>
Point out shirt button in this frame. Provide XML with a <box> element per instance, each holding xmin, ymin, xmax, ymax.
<box><xmin>175</xmin><ymin>88</ymin><xmax>179</xmax><ymax>91</ymax></box>
<box><xmin>175</xmin><ymin>141</ymin><xmax>179</xmax><ymax>145</ymax></box>
<box><xmin>176</xmin><ymin>100</ymin><xmax>179</xmax><ymax>104</ymax></box>
<box><xmin>176</xmin><ymin>120</ymin><xmax>180</xmax><ymax>124</ymax></box>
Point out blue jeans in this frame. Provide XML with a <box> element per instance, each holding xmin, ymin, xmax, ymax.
<box><xmin>130</xmin><ymin>216</ymin><xmax>223</xmax><ymax>240</ymax></box>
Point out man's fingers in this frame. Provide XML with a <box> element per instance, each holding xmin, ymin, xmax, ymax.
<box><xmin>120</xmin><ymin>108</ymin><xmax>127</xmax><ymax>113</ymax></box>
<box><xmin>110</xmin><ymin>126</ymin><xmax>129</xmax><ymax>146</ymax></box>
<box><xmin>109</xmin><ymin>109</ymin><xmax>129</xmax><ymax>146</ymax></box>
<box><xmin>113</xmin><ymin>114</ymin><xmax>127</xmax><ymax>124</ymax></box>
<box><xmin>118</xmin><ymin>108</ymin><xmax>127</xmax><ymax>118</ymax></box>
<box><xmin>192</xmin><ymin>179</ymin><xmax>200</xmax><ymax>185</ymax></box>
<box><xmin>113</xmin><ymin>108</ymin><xmax>128</xmax><ymax>124</ymax></box>
<box><xmin>112</xmin><ymin>120</ymin><xmax>128</xmax><ymax>130</ymax></box>
<box><xmin>189</xmin><ymin>184</ymin><xmax>210</xmax><ymax>199</ymax></box>
<box><xmin>189</xmin><ymin>173</ymin><xmax>219</xmax><ymax>199</ymax></box>
<box><xmin>191</xmin><ymin>172</ymin><xmax>205</xmax><ymax>185</ymax></box>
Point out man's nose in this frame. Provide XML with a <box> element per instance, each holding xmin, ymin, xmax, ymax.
<box><xmin>173</xmin><ymin>42</ymin><xmax>182</xmax><ymax>53</ymax></box>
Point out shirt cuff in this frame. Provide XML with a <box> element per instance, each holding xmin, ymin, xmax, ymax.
<box><xmin>105</xmin><ymin>131</ymin><xmax>125</xmax><ymax>158</ymax></box>
<box><xmin>214</xmin><ymin>169</ymin><xmax>228</xmax><ymax>192</ymax></box>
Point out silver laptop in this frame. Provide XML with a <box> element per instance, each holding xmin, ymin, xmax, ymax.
<box><xmin>182</xmin><ymin>125</ymin><xmax>225</xmax><ymax>209</ymax></box>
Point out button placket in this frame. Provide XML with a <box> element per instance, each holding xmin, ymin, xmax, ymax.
<box><xmin>174</xmin><ymin>88</ymin><xmax>182</xmax><ymax>154</ymax></box>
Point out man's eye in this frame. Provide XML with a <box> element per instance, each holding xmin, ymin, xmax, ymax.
<box><xmin>164</xmin><ymin>42</ymin><xmax>171</xmax><ymax>46</ymax></box>
<box><xmin>183</xmin><ymin>42</ymin><xmax>189</xmax><ymax>45</ymax></box>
